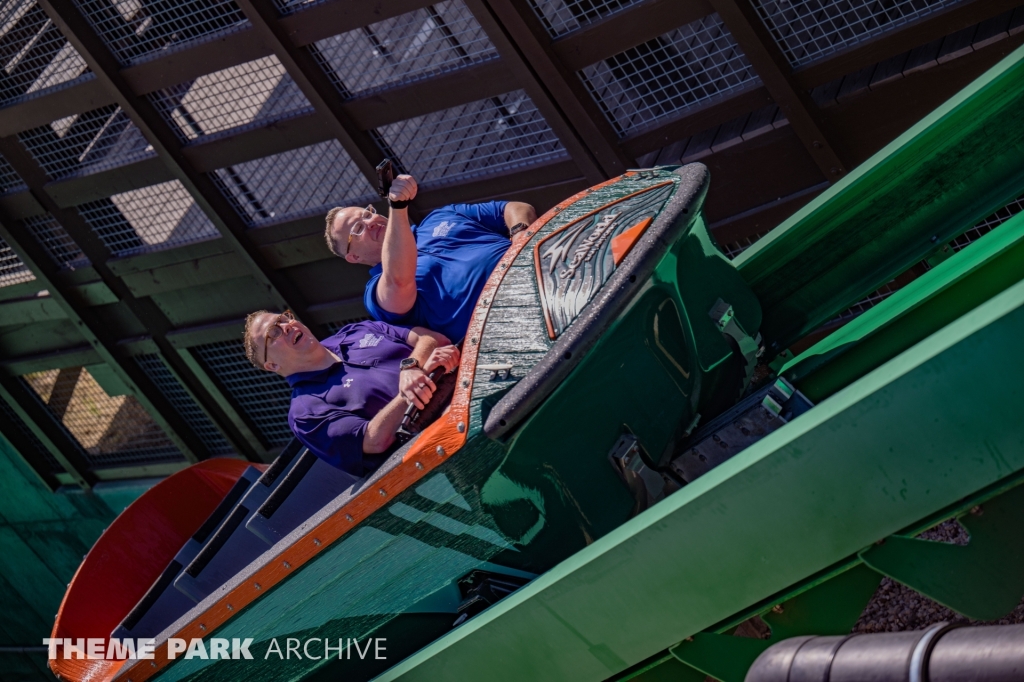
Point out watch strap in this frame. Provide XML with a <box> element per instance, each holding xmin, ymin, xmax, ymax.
<box><xmin>389</xmin><ymin>198</ymin><xmax>411</xmax><ymax>209</ymax></box>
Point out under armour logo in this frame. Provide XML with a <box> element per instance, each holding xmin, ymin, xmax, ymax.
<box><xmin>359</xmin><ymin>333</ymin><xmax>383</xmax><ymax>348</ymax></box>
<box><xmin>432</xmin><ymin>221</ymin><xmax>454</xmax><ymax>238</ymax></box>
<box><xmin>342</xmin><ymin>378</ymin><xmax>353</xmax><ymax>388</ymax></box>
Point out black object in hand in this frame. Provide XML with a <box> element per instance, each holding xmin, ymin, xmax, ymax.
<box><xmin>394</xmin><ymin>368</ymin><xmax>458</xmax><ymax>445</ymax></box>
<box><xmin>376</xmin><ymin>158</ymin><xmax>395</xmax><ymax>199</ymax></box>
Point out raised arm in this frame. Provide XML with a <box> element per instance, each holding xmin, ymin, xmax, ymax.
<box><xmin>504</xmin><ymin>201</ymin><xmax>537</xmax><ymax>232</ymax></box>
<box><xmin>362</xmin><ymin>326</ymin><xmax>451</xmax><ymax>453</ymax></box>
<box><xmin>375</xmin><ymin>174</ymin><xmax>420</xmax><ymax>316</ymax></box>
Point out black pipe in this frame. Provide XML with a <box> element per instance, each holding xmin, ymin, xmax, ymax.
<box><xmin>746</xmin><ymin>623</ymin><xmax>1024</xmax><ymax>682</ymax></box>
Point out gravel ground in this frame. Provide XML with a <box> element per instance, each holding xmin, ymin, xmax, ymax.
<box><xmin>852</xmin><ymin>518</ymin><xmax>1024</xmax><ymax>633</ymax></box>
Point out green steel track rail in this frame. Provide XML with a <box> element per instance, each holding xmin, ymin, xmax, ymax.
<box><xmin>373</xmin><ymin>44</ymin><xmax>1024</xmax><ymax>682</ymax></box>
<box><xmin>378</xmin><ymin>255</ymin><xmax>1024</xmax><ymax>682</ymax></box>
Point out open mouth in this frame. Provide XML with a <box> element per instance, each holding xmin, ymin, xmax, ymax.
<box><xmin>293</xmin><ymin>331</ymin><xmax>303</xmax><ymax>345</ymax></box>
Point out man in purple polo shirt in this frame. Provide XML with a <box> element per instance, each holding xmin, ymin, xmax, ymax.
<box><xmin>244</xmin><ymin>310</ymin><xmax>459</xmax><ymax>476</ymax></box>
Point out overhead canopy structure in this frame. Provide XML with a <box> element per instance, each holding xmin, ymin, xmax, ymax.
<box><xmin>0</xmin><ymin>3</ymin><xmax>1023</xmax><ymax>678</ymax></box>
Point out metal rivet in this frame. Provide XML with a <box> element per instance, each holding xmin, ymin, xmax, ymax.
<box><xmin>772</xmin><ymin>605</ymin><xmax>784</xmax><ymax>614</ymax></box>
<box><xmin>282</xmin><ymin>561</ymin><xmax>291</xmax><ymax>569</ymax></box>
<box><xmin>199</xmin><ymin>624</ymin><xmax>206</xmax><ymax>630</ymax></box>
<box><xmin>226</xmin><ymin>604</ymin><xmax>233</xmax><ymax>611</ymax></box>
<box><xmin>970</xmin><ymin>505</ymin><xmax>983</xmax><ymax>516</ymax></box>
<box><xmin>345</xmin><ymin>514</ymin><xmax>353</xmax><ymax>522</ymax></box>
<box><xmin>526</xmin><ymin>231</ymin><xmax>533</xmax><ymax>236</ymax></box>
<box><xmin>254</xmin><ymin>583</ymin><xmax>261</xmax><ymax>590</ymax></box>
<box><xmin>379</xmin><ymin>488</ymin><xmax>387</xmax><ymax>497</ymax></box>
<box><xmin>415</xmin><ymin>462</ymin><xmax>424</xmax><ymax>470</ymax></box>
<box><xmin>471</xmin><ymin>337</ymin><xmax>478</xmax><ymax>344</ymax></box>
<box><xmin>150</xmin><ymin>662</ymin><xmax>157</xmax><ymax>668</ymax></box>
<box><xmin>457</xmin><ymin>422</ymin><xmax>465</xmax><ymax>433</ymax></box>
<box><xmin>314</xmin><ymin>538</ymin><xmax>321</xmax><ymax>546</ymax></box>
<box><xmin>462</xmin><ymin>379</ymin><xmax>469</xmax><ymax>387</ymax></box>
<box><xmin>436</xmin><ymin>446</ymin><xmax>445</xmax><ymax>456</ymax></box>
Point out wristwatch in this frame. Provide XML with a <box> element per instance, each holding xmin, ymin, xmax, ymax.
<box><xmin>509</xmin><ymin>222</ymin><xmax>529</xmax><ymax>237</ymax></box>
<box><xmin>400</xmin><ymin>357</ymin><xmax>420</xmax><ymax>371</ymax></box>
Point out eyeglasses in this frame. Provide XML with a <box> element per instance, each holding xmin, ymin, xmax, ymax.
<box><xmin>263</xmin><ymin>310</ymin><xmax>295</xmax><ymax>365</ymax></box>
<box><xmin>344</xmin><ymin>205</ymin><xmax>377</xmax><ymax>257</ymax></box>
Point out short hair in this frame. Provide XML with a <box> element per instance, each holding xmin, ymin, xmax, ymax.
<box><xmin>243</xmin><ymin>310</ymin><xmax>272</xmax><ymax>369</ymax></box>
<box><xmin>324</xmin><ymin>207</ymin><xmax>346</xmax><ymax>257</ymax></box>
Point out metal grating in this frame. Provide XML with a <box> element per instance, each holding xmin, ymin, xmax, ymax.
<box><xmin>0</xmin><ymin>235</ymin><xmax>35</xmax><ymax>287</ymax></box>
<box><xmin>70</xmin><ymin>0</ymin><xmax>249</xmax><ymax>66</ymax></box>
<box><xmin>212</xmin><ymin>139</ymin><xmax>374</xmax><ymax>226</ymax></box>
<box><xmin>0</xmin><ymin>153</ymin><xmax>24</xmax><ymax>194</ymax></box>
<box><xmin>0</xmin><ymin>1</ymin><xmax>93</xmax><ymax>106</ymax></box>
<box><xmin>19</xmin><ymin>104</ymin><xmax>154</xmax><ymax>179</ymax></box>
<box><xmin>150</xmin><ymin>55</ymin><xmax>312</xmax><ymax>142</ymax></box>
<box><xmin>579</xmin><ymin>14</ymin><xmax>760</xmax><ymax>136</ymax></box>
<box><xmin>23</xmin><ymin>214</ymin><xmax>90</xmax><ymax>268</ymax></box>
<box><xmin>135</xmin><ymin>353</ymin><xmax>233</xmax><ymax>456</ymax></box>
<box><xmin>752</xmin><ymin>0</ymin><xmax>967</xmax><ymax>67</ymax></box>
<box><xmin>193</xmin><ymin>340</ymin><xmax>293</xmax><ymax>446</ymax></box>
<box><xmin>377</xmin><ymin>90</ymin><xmax>567</xmax><ymax>186</ymax></box>
<box><xmin>951</xmin><ymin>194</ymin><xmax>1024</xmax><ymax>252</ymax></box>
<box><xmin>722</xmin><ymin>230</ymin><xmax>770</xmax><ymax>259</ymax></box>
<box><xmin>0</xmin><ymin>394</ymin><xmax>65</xmax><ymax>473</ymax></box>
<box><xmin>528</xmin><ymin>0</ymin><xmax>646</xmax><ymax>37</ymax></box>
<box><xmin>76</xmin><ymin>180</ymin><xmax>219</xmax><ymax>257</ymax></box>
<box><xmin>310</xmin><ymin>0</ymin><xmax>498</xmax><ymax>98</ymax></box>
<box><xmin>22</xmin><ymin>366</ymin><xmax>183</xmax><ymax>468</ymax></box>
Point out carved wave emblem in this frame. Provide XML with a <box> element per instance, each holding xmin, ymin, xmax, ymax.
<box><xmin>533</xmin><ymin>181</ymin><xmax>675</xmax><ymax>339</ymax></box>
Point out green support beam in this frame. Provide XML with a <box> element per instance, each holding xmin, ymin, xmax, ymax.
<box><xmin>377</xmin><ymin>276</ymin><xmax>1024</xmax><ymax>682</ymax></box>
<box><xmin>736</xmin><ymin>43</ymin><xmax>1024</xmax><ymax>354</ymax></box>
<box><xmin>860</xmin><ymin>483</ymin><xmax>1024</xmax><ymax>621</ymax></box>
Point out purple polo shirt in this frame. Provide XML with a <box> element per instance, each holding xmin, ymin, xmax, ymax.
<box><xmin>286</xmin><ymin>320</ymin><xmax>413</xmax><ymax>475</ymax></box>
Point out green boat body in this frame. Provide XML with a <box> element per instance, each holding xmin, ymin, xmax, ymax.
<box><xmin>90</xmin><ymin>41</ymin><xmax>1024</xmax><ymax>682</ymax></box>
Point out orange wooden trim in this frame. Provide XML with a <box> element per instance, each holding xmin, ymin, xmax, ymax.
<box><xmin>533</xmin><ymin>181</ymin><xmax>674</xmax><ymax>340</ymax></box>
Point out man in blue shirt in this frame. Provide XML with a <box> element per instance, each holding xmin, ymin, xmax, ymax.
<box><xmin>324</xmin><ymin>174</ymin><xmax>536</xmax><ymax>342</ymax></box>
<box><xmin>244</xmin><ymin>310</ymin><xmax>459</xmax><ymax>475</ymax></box>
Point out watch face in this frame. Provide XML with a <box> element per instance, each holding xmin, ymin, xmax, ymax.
<box><xmin>401</xmin><ymin>358</ymin><xmax>417</xmax><ymax>369</ymax></box>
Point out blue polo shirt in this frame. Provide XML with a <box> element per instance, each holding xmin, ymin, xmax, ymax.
<box><xmin>364</xmin><ymin>201</ymin><xmax>510</xmax><ymax>342</ymax></box>
<box><xmin>286</xmin><ymin>320</ymin><xmax>413</xmax><ymax>475</ymax></box>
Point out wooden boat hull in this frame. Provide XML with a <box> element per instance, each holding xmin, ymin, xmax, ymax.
<box><xmin>54</xmin><ymin>164</ymin><xmax>765</xmax><ymax>682</ymax></box>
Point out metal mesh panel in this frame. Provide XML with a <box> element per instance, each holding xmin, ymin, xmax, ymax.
<box><xmin>377</xmin><ymin>90</ymin><xmax>566</xmax><ymax>186</ymax></box>
<box><xmin>951</xmin><ymin>194</ymin><xmax>1024</xmax><ymax>253</ymax></box>
<box><xmin>193</xmin><ymin>340</ymin><xmax>292</xmax><ymax>446</ymax></box>
<box><xmin>18</xmin><ymin>104</ymin><xmax>154</xmax><ymax>179</ymax></box>
<box><xmin>721</xmin><ymin>230</ymin><xmax>769</xmax><ymax>259</ymax></box>
<box><xmin>150</xmin><ymin>55</ymin><xmax>312</xmax><ymax>142</ymax></box>
<box><xmin>22</xmin><ymin>366</ymin><xmax>183</xmax><ymax>468</ymax></box>
<box><xmin>0</xmin><ymin>236</ymin><xmax>34</xmax><ymax>287</ymax></box>
<box><xmin>0</xmin><ymin>395</ymin><xmax>65</xmax><ymax>473</ymax></box>
<box><xmin>0</xmin><ymin>153</ymin><xmax>24</xmax><ymax>194</ymax></box>
<box><xmin>23</xmin><ymin>214</ymin><xmax>90</xmax><ymax>268</ymax></box>
<box><xmin>528</xmin><ymin>0</ymin><xmax>645</xmax><ymax>37</ymax></box>
<box><xmin>752</xmin><ymin>0</ymin><xmax>967</xmax><ymax>67</ymax></box>
<box><xmin>70</xmin><ymin>0</ymin><xmax>249</xmax><ymax>66</ymax></box>
<box><xmin>831</xmin><ymin>280</ymin><xmax>899</xmax><ymax>322</ymax></box>
<box><xmin>212</xmin><ymin>139</ymin><xmax>374</xmax><ymax>226</ymax></box>
<box><xmin>76</xmin><ymin>180</ymin><xmax>219</xmax><ymax>257</ymax></box>
<box><xmin>579</xmin><ymin>14</ymin><xmax>760</xmax><ymax>136</ymax></box>
<box><xmin>310</xmin><ymin>1</ymin><xmax>498</xmax><ymax>98</ymax></box>
<box><xmin>0</xmin><ymin>1</ymin><xmax>93</xmax><ymax>106</ymax></box>
<box><xmin>135</xmin><ymin>353</ymin><xmax>233</xmax><ymax>456</ymax></box>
